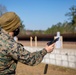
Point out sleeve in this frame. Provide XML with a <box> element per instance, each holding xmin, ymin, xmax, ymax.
<box><xmin>7</xmin><ymin>40</ymin><xmax>47</xmax><ymax>66</ymax></box>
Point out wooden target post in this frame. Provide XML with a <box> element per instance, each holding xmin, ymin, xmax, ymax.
<box><xmin>35</xmin><ymin>36</ymin><xmax>37</xmax><ymax>47</ymax></box>
<box><xmin>30</xmin><ymin>37</ymin><xmax>33</xmax><ymax>47</ymax></box>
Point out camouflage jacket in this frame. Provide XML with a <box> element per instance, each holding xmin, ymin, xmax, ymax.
<box><xmin>0</xmin><ymin>28</ymin><xmax>47</xmax><ymax>75</ymax></box>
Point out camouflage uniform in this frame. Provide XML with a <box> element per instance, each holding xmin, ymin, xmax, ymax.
<box><xmin>0</xmin><ymin>27</ymin><xmax>47</xmax><ymax>75</ymax></box>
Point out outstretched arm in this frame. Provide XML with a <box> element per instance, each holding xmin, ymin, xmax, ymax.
<box><xmin>7</xmin><ymin>42</ymin><xmax>47</xmax><ymax>66</ymax></box>
<box><xmin>7</xmin><ymin>40</ymin><xmax>54</xmax><ymax>66</ymax></box>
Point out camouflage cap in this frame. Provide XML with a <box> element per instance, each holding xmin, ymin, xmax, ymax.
<box><xmin>0</xmin><ymin>12</ymin><xmax>21</xmax><ymax>32</ymax></box>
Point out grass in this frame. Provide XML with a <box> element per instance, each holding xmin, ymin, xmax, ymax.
<box><xmin>16</xmin><ymin>62</ymin><xmax>76</xmax><ymax>75</ymax></box>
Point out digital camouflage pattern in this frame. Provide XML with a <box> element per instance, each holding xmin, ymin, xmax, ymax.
<box><xmin>0</xmin><ymin>27</ymin><xmax>47</xmax><ymax>75</ymax></box>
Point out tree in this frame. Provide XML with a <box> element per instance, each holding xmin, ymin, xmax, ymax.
<box><xmin>65</xmin><ymin>5</ymin><xmax>76</xmax><ymax>33</ymax></box>
<box><xmin>65</xmin><ymin>5</ymin><xmax>76</xmax><ymax>21</ymax></box>
<box><xmin>20</xmin><ymin>21</ymin><xmax>25</xmax><ymax>29</ymax></box>
<box><xmin>73</xmin><ymin>15</ymin><xmax>76</xmax><ymax>32</ymax></box>
<box><xmin>19</xmin><ymin>21</ymin><xmax>26</xmax><ymax>35</ymax></box>
<box><xmin>0</xmin><ymin>4</ymin><xmax>7</xmax><ymax>16</ymax></box>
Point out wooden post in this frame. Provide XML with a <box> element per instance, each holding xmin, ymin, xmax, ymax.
<box><xmin>60</xmin><ymin>36</ymin><xmax>63</xmax><ymax>48</ymax></box>
<box><xmin>35</xmin><ymin>36</ymin><xmax>37</xmax><ymax>47</ymax></box>
<box><xmin>30</xmin><ymin>37</ymin><xmax>33</xmax><ymax>47</ymax></box>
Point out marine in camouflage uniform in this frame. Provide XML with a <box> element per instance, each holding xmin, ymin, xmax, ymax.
<box><xmin>0</xmin><ymin>12</ymin><xmax>47</xmax><ymax>75</ymax></box>
<box><xmin>0</xmin><ymin>27</ymin><xmax>47</xmax><ymax>75</ymax></box>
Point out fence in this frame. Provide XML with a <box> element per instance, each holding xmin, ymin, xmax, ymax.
<box><xmin>24</xmin><ymin>46</ymin><xmax>76</xmax><ymax>69</ymax></box>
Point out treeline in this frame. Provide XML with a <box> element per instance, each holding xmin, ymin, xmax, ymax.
<box><xmin>45</xmin><ymin>22</ymin><xmax>73</xmax><ymax>34</ymax></box>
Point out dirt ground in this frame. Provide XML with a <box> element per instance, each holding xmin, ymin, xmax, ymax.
<box><xmin>16</xmin><ymin>41</ymin><xmax>76</xmax><ymax>75</ymax></box>
<box><xmin>16</xmin><ymin>62</ymin><xmax>76</xmax><ymax>75</ymax></box>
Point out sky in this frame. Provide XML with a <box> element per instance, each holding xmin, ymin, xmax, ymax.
<box><xmin>0</xmin><ymin>0</ymin><xmax>76</xmax><ymax>30</ymax></box>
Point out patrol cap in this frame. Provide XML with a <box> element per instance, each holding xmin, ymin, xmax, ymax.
<box><xmin>0</xmin><ymin>12</ymin><xmax>21</xmax><ymax>32</ymax></box>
